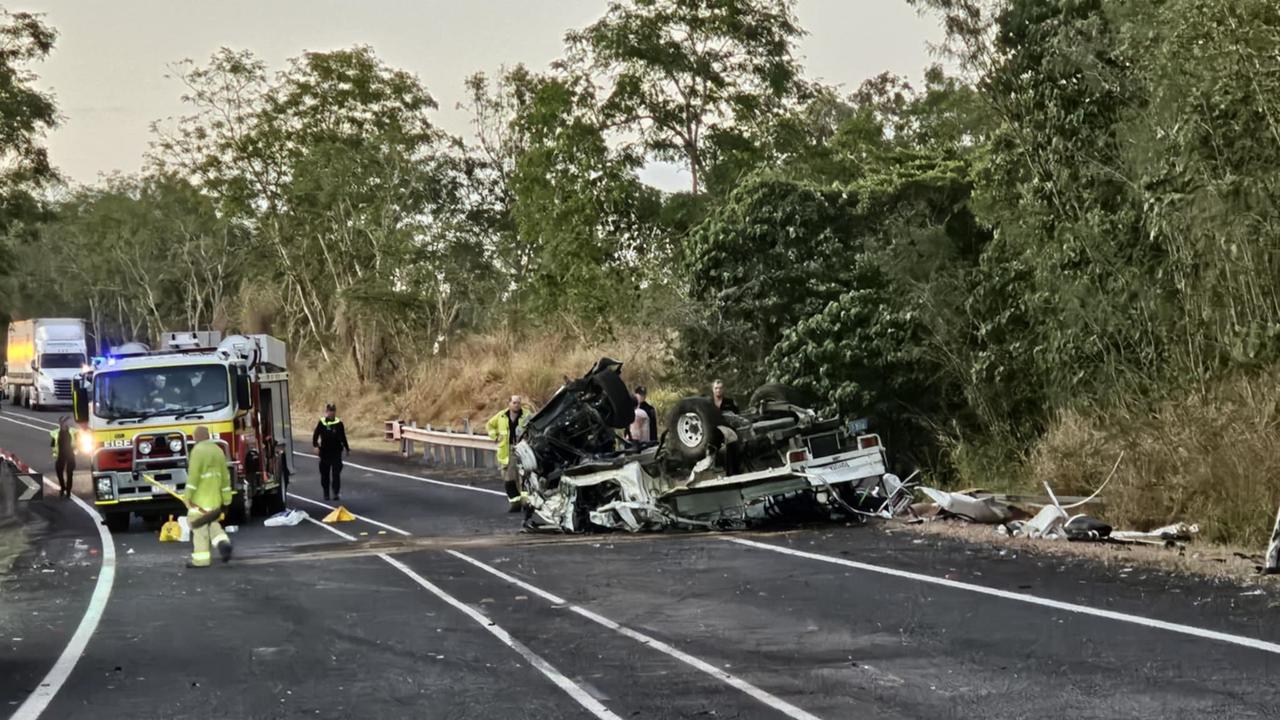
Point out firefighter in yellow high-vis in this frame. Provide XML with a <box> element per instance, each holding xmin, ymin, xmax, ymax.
<box><xmin>486</xmin><ymin>395</ymin><xmax>530</xmax><ymax>513</ymax></box>
<box><xmin>183</xmin><ymin>426</ymin><xmax>233</xmax><ymax>568</ymax></box>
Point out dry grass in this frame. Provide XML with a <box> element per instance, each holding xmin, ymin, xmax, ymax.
<box><xmin>290</xmin><ymin>326</ymin><xmax>684</xmax><ymax>441</ymax></box>
<box><xmin>1026</xmin><ymin>371</ymin><xmax>1280</xmax><ymax>547</ymax></box>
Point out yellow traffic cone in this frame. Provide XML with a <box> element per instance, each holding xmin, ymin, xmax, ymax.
<box><xmin>322</xmin><ymin>506</ymin><xmax>356</xmax><ymax>523</ymax></box>
<box><xmin>158</xmin><ymin>515</ymin><xmax>181</xmax><ymax>542</ymax></box>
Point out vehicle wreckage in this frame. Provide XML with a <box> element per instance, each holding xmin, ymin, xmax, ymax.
<box><xmin>515</xmin><ymin>358</ymin><xmax>913</xmax><ymax>532</ymax></box>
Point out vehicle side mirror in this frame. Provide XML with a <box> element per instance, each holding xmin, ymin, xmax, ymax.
<box><xmin>235</xmin><ymin>372</ymin><xmax>252</xmax><ymax>411</ymax></box>
<box><xmin>72</xmin><ymin>377</ymin><xmax>89</xmax><ymax>424</ymax></box>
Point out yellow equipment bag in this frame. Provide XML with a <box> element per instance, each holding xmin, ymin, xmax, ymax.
<box><xmin>322</xmin><ymin>506</ymin><xmax>356</xmax><ymax>523</ymax></box>
<box><xmin>158</xmin><ymin>515</ymin><xmax>182</xmax><ymax>542</ymax></box>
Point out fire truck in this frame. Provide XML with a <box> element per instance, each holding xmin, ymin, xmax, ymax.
<box><xmin>72</xmin><ymin>332</ymin><xmax>295</xmax><ymax>532</ymax></box>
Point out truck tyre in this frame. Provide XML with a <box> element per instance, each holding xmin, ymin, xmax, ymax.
<box><xmin>665</xmin><ymin>397</ymin><xmax>725</xmax><ymax>463</ymax></box>
<box><xmin>262</xmin><ymin>462</ymin><xmax>288</xmax><ymax>516</ymax></box>
<box><xmin>590</xmin><ymin>369</ymin><xmax>637</xmax><ymax>429</ymax></box>
<box><xmin>104</xmin><ymin>512</ymin><xmax>131</xmax><ymax>533</ymax></box>
<box><xmin>225</xmin><ymin>493</ymin><xmax>247</xmax><ymax>526</ymax></box>
<box><xmin>747</xmin><ymin>383</ymin><xmax>815</xmax><ymax>410</ymax></box>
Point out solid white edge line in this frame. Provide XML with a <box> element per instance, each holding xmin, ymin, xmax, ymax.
<box><xmin>378</xmin><ymin>553</ymin><xmax>622</xmax><ymax>720</ymax></box>
<box><xmin>729</xmin><ymin>537</ymin><xmax>1280</xmax><ymax>656</ymax></box>
<box><xmin>9</xmin><ymin>473</ymin><xmax>116</xmax><ymax>720</ymax></box>
<box><xmin>446</xmin><ymin>549</ymin><xmax>824</xmax><ymax>720</ymax></box>
<box><xmin>286</xmin><ymin>492</ymin><xmax>411</xmax><ymax>536</ymax></box>
<box><xmin>292</xmin><ymin>451</ymin><xmax>506</xmax><ymax>497</ymax></box>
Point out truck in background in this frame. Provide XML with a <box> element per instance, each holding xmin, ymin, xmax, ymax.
<box><xmin>6</xmin><ymin>318</ymin><xmax>88</xmax><ymax>409</ymax></box>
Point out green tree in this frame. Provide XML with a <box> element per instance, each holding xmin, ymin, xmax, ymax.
<box><xmin>154</xmin><ymin>47</ymin><xmax>483</xmax><ymax>377</ymax></box>
<box><xmin>0</xmin><ymin>8</ymin><xmax>59</xmax><ymax>321</ymax></box>
<box><xmin>567</xmin><ymin>0</ymin><xmax>807</xmax><ymax>194</ymax></box>
<box><xmin>19</xmin><ymin>175</ymin><xmax>247</xmax><ymax>346</ymax></box>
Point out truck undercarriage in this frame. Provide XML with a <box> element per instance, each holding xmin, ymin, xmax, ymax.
<box><xmin>516</xmin><ymin>358</ymin><xmax>912</xmax><ymax>533</ymax></box>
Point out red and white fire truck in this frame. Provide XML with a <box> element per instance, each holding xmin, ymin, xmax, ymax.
<box><xmin>73</xmin><ymin>332</ymin><xmax>294</xmax><ymax>532</ymax></box>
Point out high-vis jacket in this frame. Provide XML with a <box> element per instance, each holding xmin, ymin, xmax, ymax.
<box><xmin>184</xmin><ymin>439</ymin><xmax>232</xmax><ymax>510</ymax></box>
<box><xmin>486</xmin><ymin>409</ymin><xmax>529</xmax><ymax>468</ymax></box>
<box><xmin>312</xmin><ymin>417</ymin><xmax>350</xmax><ymax>462</ymax></box>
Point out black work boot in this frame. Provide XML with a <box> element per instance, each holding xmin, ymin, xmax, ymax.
<box><xmin>218</xmin><ymin>542</ymin><xmax>233</xmax><ymax>563</ymax></box>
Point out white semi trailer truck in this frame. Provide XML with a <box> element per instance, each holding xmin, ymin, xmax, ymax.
<box><xmin>6</xmin><ymin>318</ymin><xmax>88</xmax><ymax>409</ymax></box>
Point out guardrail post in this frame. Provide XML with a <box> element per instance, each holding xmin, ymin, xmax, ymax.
<box><xmin>462</xmin><ymin>419</ymin><xmax>473</xmax><ymax>468</ymax></box>
<box><xmin>406</xmin><ymin>420</ymin><xmax>417</xmax><ymax>458</ymax></box>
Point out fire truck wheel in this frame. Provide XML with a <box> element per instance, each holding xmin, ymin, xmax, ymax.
<box><xmin>103</xmin><ymin>512</ymin><xmax>131</xmax><ymax>533</ymax></box>
<box><xmin>261</xmin><ymin>481</ymin><xmax>286</xmax><ymax>515</ymax></box>
<box><xmin>225</xmin><ymin>495</ymin><xmax>247</xmax><ymax>526</ymax></box>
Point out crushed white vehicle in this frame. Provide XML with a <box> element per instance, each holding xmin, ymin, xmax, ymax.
<box><xmin>515</xmin><ymin>358</ymin><xmax>913</xmax><ymax>532</ymax></box>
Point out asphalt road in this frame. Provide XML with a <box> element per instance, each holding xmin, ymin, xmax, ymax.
<box><xmin>2</xmin><ymin>406</ymin><xmax>1279</xmax><ymax>719</ymax></box>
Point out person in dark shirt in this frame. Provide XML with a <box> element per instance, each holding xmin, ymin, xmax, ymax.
<box><xmin>311</xmin><ymin>403</ymin><xmax>350</xmax><ymax>501</ymax></box>
<box><xmin>712</xmin><ymin>379</ymin><xmax>738</xmax><ymax>414</ymax></box>
<box><xmin>50</xmin><ymin>416</ymin><xmax>78</xmax><ymax>498</ymax></box>
<box><xmin>626</xmin><ymin>386</ymin><xmax>659</xmax><ymax>447</ymax></box>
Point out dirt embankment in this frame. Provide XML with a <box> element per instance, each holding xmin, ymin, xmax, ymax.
<box><xmin>289</xmin><ymin>326</ymin><xmax>687</xmax><ymax>443</ymax></box>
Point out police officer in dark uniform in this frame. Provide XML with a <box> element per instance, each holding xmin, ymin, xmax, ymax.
<box><xmin>311</xmin><ymin>403</ymin><xmax>350</xmax><ymax>501</ymax></box>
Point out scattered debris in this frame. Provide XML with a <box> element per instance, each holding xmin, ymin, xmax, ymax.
<box><xmin>1063</xmin><ymin>515</ymin><xmax>1111</xmax><ymax>541</ymax></box>
<box><xmin>264</xmin><ymin>509</ymin><xmax>308</xmax><ymax>527</ymax></box>
<box><xmin>917</xmin><ymin>487</ymin><xmax>1017</xmax><ymax>524</ymax></box>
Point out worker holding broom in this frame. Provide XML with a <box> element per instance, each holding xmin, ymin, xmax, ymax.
<box><xmin>183</xmin><ymin>426</ymin><xmax>233</xmax><ymax>568</ymax></box>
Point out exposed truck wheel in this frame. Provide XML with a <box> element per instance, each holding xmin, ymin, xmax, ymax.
<box><xmin>261</xmin><ymin>463</ymin><xmax>287</xmax><ymax>516</ymax></box>
<box><xmin>747</xmin><ymin>383</ymin><xmax>815</xmax><ymax>409</ymax></box>
<box><xmin>665</xmin><ymin>397</ymin><xmax>725</xmax><ymax>463</ymax></box>
<box><xmin>103</xmin><ymin>512</ymin><xmax>131</xmax><ymax>533</ymax></box>
<box><xmin>225</xmin><ymin>493</ymin><xmax>247</xmax><ymax>526</ymax></box>
<box><xmin>591</xmin><ymin>369</ymin><xmax>637</xmax><ymax>429</ymax></box>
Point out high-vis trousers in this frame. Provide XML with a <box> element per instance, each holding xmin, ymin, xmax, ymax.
<box><xmin>188</xmin><ymin>507</ymin><xmax>230</xmax><ymax>567</ymax></box>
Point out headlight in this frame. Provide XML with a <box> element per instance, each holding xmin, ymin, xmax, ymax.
<box><xmin>137</xmin><ymin>441</ymin><xmax>153</xmax><ymax>455</ymax></box>
<box><xmin>77</xmin><ymin>433</ymin><xmax>94</xmax><ymax>455</ymax></box>
<box><xmin>168</xmin><ymin>438</ymin><xmax>184</xmax><ymax>453</ymax></box>
<box><xmin>95</xmin><ymin>477</ymin><xmax>114</xmax><ymax>499</ymax></box>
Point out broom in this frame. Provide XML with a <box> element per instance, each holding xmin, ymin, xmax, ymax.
<box><xmin>139</xmin><ymin>473</ymin><xmax>224</xmax><ymax>530</ymax></box>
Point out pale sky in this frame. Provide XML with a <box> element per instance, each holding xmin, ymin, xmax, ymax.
<box><xmin>17</xmin><ymin>1</ymin><xmax>944</xmax><ymax>191</ymax></box>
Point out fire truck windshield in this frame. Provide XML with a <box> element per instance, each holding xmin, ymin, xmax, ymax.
<box><xmin>94</xmin><ymin>365</ymin><xmax>230</xmax><ymax>421</ymax></box>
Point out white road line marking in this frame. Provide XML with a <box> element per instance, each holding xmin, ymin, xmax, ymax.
<box><xmin>9</xmin><ymin>475</ymin><xmax>117</xmax><ymax>720</ymax></box>
<box><xmin>729</xmin><ymin>537</ymin><xmax>1280</xmax><ymax>656</ymax></box>
<box><xmin>447</xmin><ymin>550</ymin><xmax>825</xmax><ymax>720</ymax></box>
<box><xmin>298</xmin><ymin>501</ymin><xmax>620</xmax><ymax>719</ymax></box>
<box><xmin>0</xmin><ymin>413</ymin><xmax>58</xmax><ymax>433</ymax></box>
<box><xmin>3</xmin><ymin>410</ymin><xmax>57</xmax><ymax>427</ymax></box>
<box><xmin>303</xmin><ymin>515</ymin><xmax>359</xmax><ymax>542</ymax></box>
<box><xmin>287</xmin><ymin>492</ymin><xmax>411</xmax><ymax>536</ymax></box>
<box><xmin>292</xmin><ymin>451</ymin><xmax>506</xmax><ymax>497</ymax></box>
<box><xmin>379</xmin><ymin>554</ymin><xmax>623</xmax><ymax>720</ymax></box>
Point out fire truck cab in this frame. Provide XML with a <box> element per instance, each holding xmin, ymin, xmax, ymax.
<box><xmin>73</xmin><ymin>332</ymin><xmax>294</xmax><ymax>532</ymax></box>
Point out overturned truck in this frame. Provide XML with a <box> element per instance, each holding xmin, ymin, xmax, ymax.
<box><xmin>515</xmin><ymin>358</ymin><xmax>911</xmax><ymax>532</ymax></box>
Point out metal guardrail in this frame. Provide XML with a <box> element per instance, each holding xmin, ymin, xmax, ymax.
<box><xmin>384</xmin><ymin>419</ymin><xmax>499</xmax><ymax>469</ymax></box>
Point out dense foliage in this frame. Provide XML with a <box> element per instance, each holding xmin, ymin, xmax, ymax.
<box><xmin>5</xmin><ymin>0</ymin><xmax>1280</xmax><ymax>483</ymax></box>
